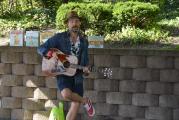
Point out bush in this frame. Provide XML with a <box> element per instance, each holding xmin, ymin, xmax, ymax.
<box><xmin>0</xmin><ymin>8</ymin><xmax>55</xmax><ymax>35</ymax></box>
<box><xmin>23</xmin><ymin>8</ymin><xmax>54</xmax><ymax>29</ymax></box>
<box><xmin>56</xmin><ymin>2</ymin><xmax>114</xmax><ymax>35</ymax></box>
<box><xmin>56</xmin><ymin>3</ymin><xmax>88</xmax><ymax>32</ymax></box>
<box><xmin>105</xmin><ymin>26</ymin><xmax>169</xmax><ymax>44</ymax></box>
<box><xmin>158</xmin><ymin>17</ymin><xmax>179</xmax><ymax>28</ymax></box>
<box><xmin>113</xmin><ymin>1</ymin><xmax>160</xmax><ymax>29</ymax></box>
<box><xmin>85</xmin><ymin>3</ymin><xmax>115</xmax><ymax>35</ymax></box>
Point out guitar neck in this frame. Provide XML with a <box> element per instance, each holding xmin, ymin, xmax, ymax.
<box><xmin>70</xmin><ymin>64</ymin><xmax>97</xmax><ymax>73</ymax></box>
<box><xmin>70</xmin><ymin>64</ymin><xmax>85</xmax><ymax>70</ymax></box>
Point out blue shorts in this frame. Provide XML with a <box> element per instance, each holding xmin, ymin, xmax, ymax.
<box><xmin>56</xmin><ymin>75</ymin><xmax>83</xmax><ymax>97</ymax></box>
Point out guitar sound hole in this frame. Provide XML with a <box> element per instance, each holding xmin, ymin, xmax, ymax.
<box><xmin>63</xmin><ymin>61</ymin><xmax>70</xmax><ymax>68</ymax></box>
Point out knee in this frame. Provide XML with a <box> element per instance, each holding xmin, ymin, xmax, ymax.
<box><xmin>72</xmin><ymin>102</ymin><xmax>80</xmax><ymax>106</ymax></box>
<box><xmin>61</xmin><ymin>89</ymin><xmax>72</xmax><ymax>100</ymax></box>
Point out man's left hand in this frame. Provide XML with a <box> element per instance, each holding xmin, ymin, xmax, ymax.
<box><xmin>83</xmin><ymin>67</ymin><xmax>90</xmax><ymax>76</ymax></box>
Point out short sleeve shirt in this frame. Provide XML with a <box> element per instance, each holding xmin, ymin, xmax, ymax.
<box><xmin>70</xmin><ymin>36</ymin><xmax>80</xmax><ymax>57</ymax></box>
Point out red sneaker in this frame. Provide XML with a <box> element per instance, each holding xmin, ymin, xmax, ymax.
<box><xmin>84</xmin><ymin>98</ymin><xmax>95</xmax><ymax>117</ymax></box>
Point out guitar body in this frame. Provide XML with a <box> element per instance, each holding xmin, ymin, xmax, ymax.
<box><xmin>42</xmin><ymin>49</ymin><xmax>79</xmax><ymax>76</ymax></box>
<box><xmin>42</xmin><ymin>48</ymin><xmax>113</xmax><ymax>78</ymax></box>
<box><xmin>61</xmin><ymin>55</ymin><xmax>78</xmax><ymax>76</ymax></box>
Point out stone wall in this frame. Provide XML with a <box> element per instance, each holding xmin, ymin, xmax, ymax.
<box><xmin>0</xmin><ymin>47</ymin><xmax>179</xmax><ymax>120</ymax></box>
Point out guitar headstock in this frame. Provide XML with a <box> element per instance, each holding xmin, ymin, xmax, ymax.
<box><xmin>99</xmin><ymin>67</ymin><xmax>113</xmax><ymax>79</ymax></box>
<box><xmin>89</xmin><ymin>66</ymin><xmax>113</xmax><ymax>79</ymax></box>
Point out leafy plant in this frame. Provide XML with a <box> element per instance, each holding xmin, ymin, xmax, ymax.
<box><xmin>56</xmin><ymin>2</ymin><xmax>114</xmax><ymax>35</ymax></box>
<box><xmin>113</xmin><ymin>1</ymin><xmax>160</xmax><ymax>29</ymax></box>
<box><xmin>105</xmin><ymin>26</ymin><xmax>169</xmax><ymax>45</ymax></box>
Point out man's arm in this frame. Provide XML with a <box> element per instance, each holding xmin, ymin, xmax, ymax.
<box><xmin>37</xmin><ymin>34</ymin><xmax>59</xmax><ymax>57</ymax></box>
<box><xmin>82</xmin><ymin>38</ymin><xmax>90</xmax><ymax>74</ymax></box>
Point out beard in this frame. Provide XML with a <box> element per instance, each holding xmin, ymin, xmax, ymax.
<box><xmin>69</xmin><ymin>27</ymin><xmax>80</xmax><ymax>33</ymax></box>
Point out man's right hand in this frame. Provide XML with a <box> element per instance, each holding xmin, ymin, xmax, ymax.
<box><xmin>45</xmin><ymin>49</ymin><xmax>57</xmax><ymax>59</ymax></box>
<box><xmin>43</xmin><ymin>70</ymin><xmax>56</xmax><ymax>77</ymax></box>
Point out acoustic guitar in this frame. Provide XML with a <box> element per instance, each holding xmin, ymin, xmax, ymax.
<box><xmin>42</xmin><ymin>48</ymin><xmax>112</xmax><ymax>78</ymax></box>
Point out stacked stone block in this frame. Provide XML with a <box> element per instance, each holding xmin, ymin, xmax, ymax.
<box><xmin>0</xmin><ymin>47</ymin><xmax>54</xmax><ymax>120</ymax></box>
<box><xmin>0</xmin><ymin>47</ymin><xmax>179</xmax><ymax>120</ymax></box>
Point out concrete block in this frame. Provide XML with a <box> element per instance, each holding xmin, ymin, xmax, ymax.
<box><xmin>132</xmin><ymin>93</ymin><xmax>158</xmax><ymax>106</ymax></box>
<box><xmin>12</xmin><ymin>87</ymin><xmax>34</xmax><ymax>98</ymax></box>
<box><xmin>132</xmin><ymin>118</ymin><xmax>149</xmax><ymax>120</ymax></box>
<box><xmin>1</xmin><ymin>51</ymin><xmax>22</xmax><ymax>63</ymax></box>
<box><xmin>160</xmin><ymin>69</ymin><xmax>179</xmax><ymax>82</ymax></box>
<box><xmin>119</xmin><ymin>80</ymin><xmax>145</xmax><ymax>93</ymax></box>
<box><xmin>95</xmin><ymin>103</ymin><xmax>118</xmax><ymax>115</ymax></box>
<box><xmin>94</xmin><ymin>79</ymin><xmax>118</xmax><ymax>91</ymax></box>
<box><xmin>133</xmin><ymin>68</ymin><xmax>159</xmax><ymax>81</ymax></box>
<box><xmin>94</xmin><ymin>55</ymin><xmax>120</xmax><ymax>67</ymax></box>
<box><xmin>83</xmin><ymin>78</ymin><xmax>94</xmax><ymax>90</ymax></box>
<box><xmin>11</xmin><ymin>109</ymin><xmax>32</xmax><ymax>120</ymax></box>
<box><xmin>106</xmin><ymin>92</ymin><xmax>132</xmax><ymax>105</ymax></box>
<box><xmin>0</xmin><ymin>75</ymin><xmax>22</xmax><ymax>86</ymax></box>
<box><xmin>173</xmin><ymin>109</ymin><xmax>179</xmax><ymax>120</ymax></box>
<box><xmin>23</xmin><ymin>52</ymin><xmax>41</xmax><ymax>64</ymax></box>
<box><xmin>45</xmin><ymin>77</ymin><xmax>57</xmax><ymax>88</ymax></box>
<box><xmin>81</xmin><ymin>115</ymin><xmax>131</xmax><ymax>120</ymax></box>
<box><xmin>0</xmin><ymin>109</ymin><xmax>11</xmax><ymax>119</ymax></box>
<box><xmin>2</xmin><ymin>97</ymin><xmax>21</xmax><ymax>109</ymax></box>
<box><xmin>159</xmin><ymin>95</ymin><xmax>179</xmax><ymax>108</ymax></box>
<box><xmin>174</xmin><ymin>83</ymin><xmax>179</xmax><ymax>95</ymax></box>
<box><xmin>45</xmin><ymin>100</ymin><xmax>59</xmax><ymax>110</ymax></box>
<box><xmin>120</xmin><ymin>56</ymin><xmax>146</xmax><ymax>68</ymax></box>
<box><xmin>0</xmin><ymin>63</ymin><xmax>11</xmax><ymax>74</ymax></box>
<box><xmin>34</xmin><ymin>65</ymin><xmax>47</xmax><ymax>76</ymax></box>
<box><xmin>22</xmin><ymin>98</ymin><xmax>44</xmax><ymax>110</ymax></box>
<box><xmin>0</xmin><ymin>86</ymin><xmax>11</xmax><ymax>97</ymax></box>
<box><xmin>34</xmin><ymin>88</ymin><xmax>57</xmax><ymax>100</ymax></box>
<box><xmin>174</xmin><ymin>57</ymin><xmax>179</xmax><ymax>69</ymax></box>
<box><xmin>146</xmin><ymin>81</ymin><xmax>172</xmax><ymax>94</ymax></box>
<box><xmin>118</xmin><ymin>105</ymin><xmax>145</xmax><ymax>118</ymax></box>
<box><xmin>145</xmin><ymin>107</ymin><xmax>172</xmax><ymax>120</ymax></box>
<box><xmin>111</xmin><ymin>68</ymin><xmax>132</xmax><ymax>80</ymax></box>
<box><xmin>0</xmin><ymin>98</ymin><xmax>1</xmax><ymax>108</ymax></box>
<box><xmin>33</xmin><ymin>111</ymin><xmax>50</xmax><ymax>120</ymax></box>
<box><xmin>147</xmin><ymin>56</ymin><xmax>173</xmax><ymax>68</ymax></box>
<box><xmin>23</xmin><ymin>76</ymin><xmax>45</xmax><ymax>87</ymax></box>
<box><xmin>84</xmin><ymin>91</ymin><xmax>106</xmax><ymax>103</ymax></box>
<box><xmin>12</xmin><ymin>64</ymin><xmax>34</xmax><ymax>75</ymax></box>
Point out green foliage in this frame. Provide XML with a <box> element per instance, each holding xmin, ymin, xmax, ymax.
<box><xmin>0</xmin><ymin>0</ymin><xmax>60</xmax><ymax>35</ymax></box>
<box><xmin>135</xmin><ymin>0</ymin><xmax>165</xmax><ymax>8</ymax></box>
<box><xmin>113</xmin><ymin>1</ymin><xmax>160</xmax><ymax>28</ymax></box>
<box><xmin>162</xmin><ymin>0</ymin><xmax>179</xmax><ymax>11</ymax></box>
<box><xmin>0</xmin><ymin>0</ymin><xmax>61</xmax><ymax>19</ymax></box>
<box><xmin>157</xmin><ymin>17</ymin><xmax>179</xmax><ymax>36</ymax></box>
<box><xmin>0</xmin><ymin>8</ymin><xmax>55</xmax><ymax>34</ymax></box>
<box><xmin>56</xmin><ymin>2</ymin><xmax>114</xmax><ymax>35</ymax></box>
<box><xmin>85</xmin><ymin>3</ymin><xmax>114</xmax><ymax>35</ymax></box>
<box><xmin>158</xmin><ymin>17</ymin><xmax>179</xmax><ymax>28</ymax></box>
<box><xmin>56</xmin><ymin>3</ymin><xmax>88</xmax><ymax>32</ymax></box>
<box><xmin>0</xmin><ymin>0</ymin><xmax>173</xmax><ymax>46</ymax></box>
<box><xmin>77</xmin><ymin>0</ymin><xmax>104</xmax><ymax>2</ymax></box>
<box><xmin>23</xmin><ymin>8</ymin><xmax>54</xmax><ymax>29</ymax></box>
<box><xmin>105</xmin><ymin>26</ymin><xmax>169</xmax><ymax>44</ymax></box>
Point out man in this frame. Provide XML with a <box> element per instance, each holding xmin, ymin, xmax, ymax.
<box><xmin>37</xmin><ymin>11</ymin><xmax>95</xmax><ymax>120</ymax></box>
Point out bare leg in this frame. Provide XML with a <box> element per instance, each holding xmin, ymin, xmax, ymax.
<box><xmin>66</xmin><ymin>102</ymin><xmax>80</xmax><ymax>120</ymax></box>
<box><xmin>61</xmin><ymin>88</ymin><xmax>86</xmax><ymax>104</ymax></box>
<box><xmin>61</xmin><ymin>88</ymin><xmax>85</xmax><ymax>120</ymax></box>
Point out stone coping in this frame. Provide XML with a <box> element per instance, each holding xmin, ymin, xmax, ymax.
<box><xmin>0</xmin><ymin>46</ymin><xmax>179</xmax><ymax>56</ymax></box>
